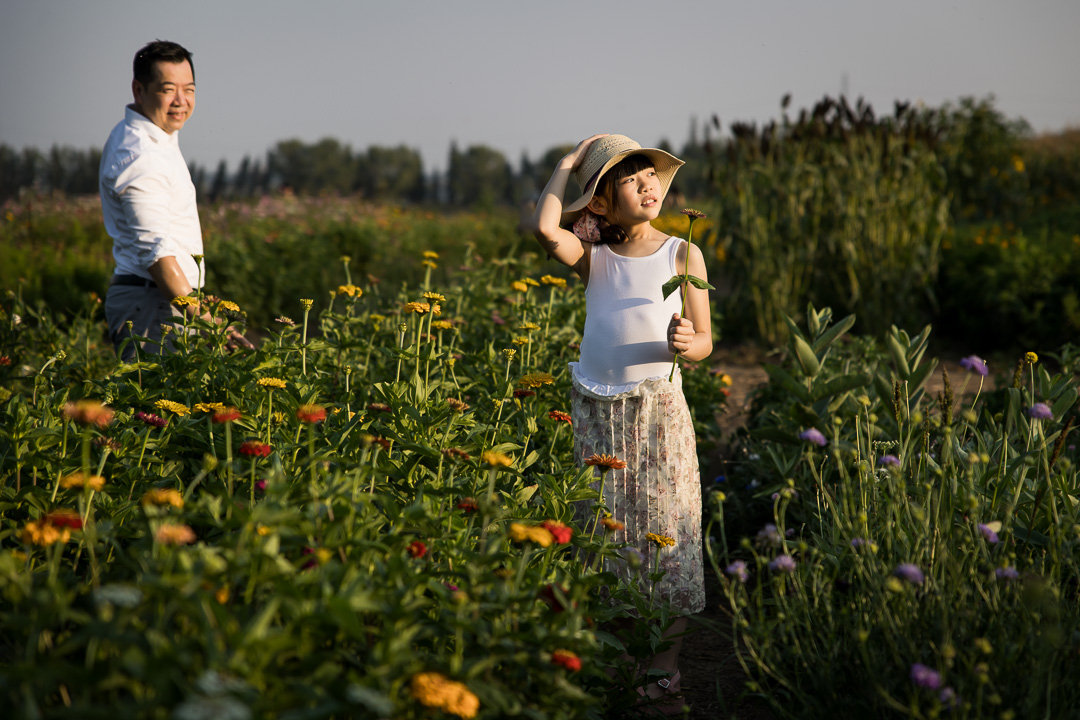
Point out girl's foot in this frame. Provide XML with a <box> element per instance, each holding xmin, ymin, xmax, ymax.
<box><xmin>638</xmin><ymin>669</ymin><xmax>686</xmax><ymax>715</ymax></box>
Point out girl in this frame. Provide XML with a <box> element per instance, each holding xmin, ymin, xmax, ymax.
<box><xmin>527</xmin><ymin>134</ymin><xmax>711</xmax><ymax>708</ymax></box>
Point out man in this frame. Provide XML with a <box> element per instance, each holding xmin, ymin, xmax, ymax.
<box><xmin>101</xmin><ymin>40</ymin><xmax>252</xmax><ymax>360</ymax></box>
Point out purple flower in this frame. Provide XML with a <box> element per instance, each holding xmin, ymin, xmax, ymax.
<box><xmin>878</xmin><ymin>454</ymin><xmax>901</xmax><ymax>467</ymax></box>
<box><xmin>725</xmin><ymin>560</ymin><xmax>749</xmax><ymax>583</ymax></box>
<box><xmin>756</xmin><ymin>523</ymin><xmax>781</xmax><ymax>547</ymax></box>
<box><xmin>850</xmin><ymin>537</ymin><xmax>868</xmax><ymax>549</ymax></box>
<box><xmin>798</xmin><ymin>428</ymin><xmax>827</xmax><ymax>447</ymax></box>
<box><xmin>620</xmin><ymin>547</ymin><xmax>644</xmax><ymax>568</ymax></box>
<box><xmin>768</xmin><ymin>554</ymin><xmax>796</xmax><ymax>573</ymax></box>
<box><xmin>894</xmin><ymin>563</ymin><xmax>925</xmax><ymax>584</ymax></box>
<box><xmin>977</xmin><ymin>523</ymin><xmax>999</xmax><ymax>544</ymax></box>
<box><xmin>255</xmin><ymin>479</ymin><xmax>267</xmax><ymax>493</ymax></box>
<box><xmin>995</xmin><ymin>566</ymin><xmax>1019</xmax><ymax>581</ymax></box>
<box><xmin>939</xmin><ymin>686</ymin><xmax>959</xmax><ymax>708</ymax></box>
<box><xmin>910</xmin><ymin>663</ymin><xmax>942</xmax><ymax>689</ymax></box>
<box><xmin>959</xmin><ymin>355</ymin><xmax>988</xmax><ymax>377</ymax></box>
<box><xmin>1028</xmin><ymin>403</ymin><xmax>1053</xmax><ymax>420</ymax></box>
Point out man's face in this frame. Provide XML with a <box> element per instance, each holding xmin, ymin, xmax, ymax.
<box><xmin>132</xmin><ymin>60</ymin><xmax>195</xmax><ymax>134</ymax></box>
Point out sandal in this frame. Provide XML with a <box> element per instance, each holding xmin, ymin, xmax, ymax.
<box><xmin>637</xmin><ymin>669</ymin><xmax>686</xmax><ymax>716</ymax></box>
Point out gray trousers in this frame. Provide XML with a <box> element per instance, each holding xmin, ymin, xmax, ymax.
<box><xmin>104</xmin><ymin>285</ymin><xmax>189</xmax><ymax>362</ymax></box>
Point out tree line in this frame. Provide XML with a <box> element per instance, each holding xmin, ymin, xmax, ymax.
<box><xmin>0</xmin><ymin>129</ymin><xmax>716</xmax><ymax>206</ymax></box>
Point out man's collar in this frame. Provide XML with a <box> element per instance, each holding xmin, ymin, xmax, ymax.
<box><xmin>124</xmin><ymin>105</ymin><xmax>178</xmax><ymax>145</ymax></box>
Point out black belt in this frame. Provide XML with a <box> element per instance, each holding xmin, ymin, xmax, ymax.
<box><xmin>111</xmin><ymin>274</ymin><xmax>157</xmax><ymax>288</ymax></box>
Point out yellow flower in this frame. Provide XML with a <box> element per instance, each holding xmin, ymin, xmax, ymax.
<box><xmin>645</xmin><ymin>532</ymin><xmax>676</xmax><ymax>548</ymax></box>
<box><xmin>316</xmin><ymin>547</ymin><xmax>334</xmax><ymax>565</ymax></box>
<box><xmin>257</xmin><ymin>377</ymin><xmax>287</xmax><ymax>390</ymax></box>
<box><xmin>509</xmin><ymin>522</ymin><xmax>554</xmax><ymax>548</ymax></box>
<box><xmin>422</xmin><ymin>250</ymin><xmax>440</xmax><ymax>260</ymax></box>
<box><xmin>1025</xmin><ymin>352</ymin><xmax>1038</xmax><ymax>364</ymax></box>
<box><xmin>523</xmin><ymin>278</ymin><xmax>540</xmax><ymax>287</ymax></box>
<box><xmin>1012</xmin><ymin>156</ymin><xmax>1025</xmax><ymax>173</ymax></box>
<box><xmin>336</xmin><ymin>284</ymin><xmax>362</xmax><ymax>298</ymax></box>
<box><xmin>404</xmin><ymin>302</ymin><xmax>431</xmax><ymax>315</ymax></box>
<box><xmin>975</xmin><ymin>637</ymin><xmax>993</xmax><ymax>654</ymax></box>
<box><xmin>370</xmin><ymin>313</ymin><xmax>386</xmax><ymax>323</ymax></box>
<box><xmin>410</xmin><ymin>672</ymin><xmax>479</xmax><ymax>719</ymax></box>
<box><xmin>513</xmin><ymin>336</ymin><xmax>530</xmax><ymax>346</ymax></box>
<box><xmin>422</xmin><ymin>292</ymin><xmax>447</xmax><ymax>303</ymax></box>
<box><xmin>19</xmin><ymin>520</ymin><xmax>72</xmax><ymax>547</ymax></box>
<box><xmin>719</xmin><ymin>373</ymin><xmax>733</xmax><ymax>387</ymax></box>
<box><xmin>217</xmin><ymin>300</ymin><xmax>240</xmax><ymax>312</ymax></box>
<box><xmin>517</xmin><ymin>322</ymin><xmax>541</xmax><ymax>332</ymax></box>
<box><xmin>215</xmin><ymin>586</ymin><xmax>230</xmax><ymax>604</ymax></box>
<box><xmin>171</xmin><ymin>295</ymin><xmax>199</xmax><ymax>308</ymax></box>
<box><xmin>155</xmin><ymin>399</ymin><xmax>190</xmax><ymax>416</ymax></box>
<box><xmin>60</xmin><ymin>473</ymin><xmax>106</xmax><ymax>492</ymax></box>
<box><xmin>421</xmin><ymin>260</ymin><xmax>437</xmax><ymax>269</ymax></box>
<box><xmin>501</xmin><ymin>348</ymin><xmax>517</xmax><ymax>360</ymax></box>
<box><xmin>300</xmin><ymin>299</ymin><xmax>314</xmax><ymax>311</ymax></box>
<box><xmin>511</xmin><ymin>281</ymin><xmax>529</xmax><ymax>293</ymax></box>
<box><xmin>447</xmin><ymin>398</ymin><xmax>470</xmax><ymax>412</ymax></box>
<box><xmin>155</xmin><ymin>523</ymin><xmax>196</xmax><ymax>545</ymax></box>
<box><xmin>432</xmin><ymin>320</ymin><xmax>454</xmax><ymax>330</ymax></box>
<box><xmin>193</xmin><ymin>402</ymin><xmax>226</xmax><ymax>414</ymax></box>
<box><xmin>517</xmin><ymin>372</ymin><xmax>555</xmax><ymax>388</ymax></box>
<box><xmin>482</xmin><ymin>451</ymin><xmax>513</xmax><ymax>468</ymax></box>
<box><xmin>141</xmin><ymin>488</ymin><xmax>184</xmax><ymax>508</ymax></box>
<box><xmin>540</xmin><ymin>275</ymin><xmax>567</xmax><ymax>288</ymax></box>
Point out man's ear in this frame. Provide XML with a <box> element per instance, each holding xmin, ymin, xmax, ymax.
<box><xmin>132</xmin><ymin>79</ymin><xmax>144</xmax><ymax>106</ymax></box>
<box><xmin>586</xmin><ymin>196</ymin><xmax>608</xmax><ymax>216</ymax></box>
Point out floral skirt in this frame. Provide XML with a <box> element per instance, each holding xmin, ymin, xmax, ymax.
<box><xmin>571</xmin><ymin>373</ymin><xmax>706</xmax><ymax>615</ymax></box>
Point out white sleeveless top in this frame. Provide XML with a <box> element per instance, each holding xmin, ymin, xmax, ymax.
<box><xmin>570</xmin><ymin>236</ymin><xmax>685</xmax><ymax>397</ymax></box>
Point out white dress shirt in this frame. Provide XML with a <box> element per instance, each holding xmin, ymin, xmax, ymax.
<box><xmin>99</xmin><ymin>105</ymin><xmax>205</xmax><ymax>287</ymax></box>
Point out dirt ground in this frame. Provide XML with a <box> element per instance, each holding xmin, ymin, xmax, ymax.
<box><xmin>670</xmin><ymin>344</ymin><xmax>994</xmax><ymax>720</ymax></box>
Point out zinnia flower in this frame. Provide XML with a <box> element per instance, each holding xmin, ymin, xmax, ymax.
<box><xmin>538</xmin><ymin>584</ymin><xmax>571</xmax><ymax>612</ymax></box>
<box><xmin>540</xmin><ymin>275</ymin><xmax>567</xmax><ymax>288</ymax></box>
<box><xmin>257</xmin><ymin>377</ymin><xmax>286</xmax><ymax>390</ymax></box>
<box><xmin>155</xmin><ymin>523</ymin><xmax>196</xmax><ymax>545</ymax></box>
<box><xmin>444</xmin><ymin>448</ymin><xmax>471</xmax><ymax>461</ymax></box>
<box><xmin>422</xmin><ymin>250</ymin><xmax>439</xmax><ymax>260</ymax></box>
<box><xmin>910</xmin><ymin>663</ymin><xmax>941</xmax><ymax>689</ymax></box>
<box><xmin>482</xmin><ymin>451</ymin><xmax>513</xmax><ymax>468</ymax></box>
<box><xmin>1025</xmin><ymin>352</ymin><xmax>1038</xmax><ymax>364</ymax></box>
<box><xmin>894</xmin><ymin>563</ymin><xmax>925</xmax><ymax>584</ymax></box>
<box><xmin>410</xmin><ymin>672</ymin><xmax>479</xmax><ymax>719</ymax></box>
<box><xmin>336</xmin><ymin>284</ymin><xmax>362</xmax><ymax>298</ymax></box>
<box><xmin>548</xmin><ymin>410</ymin><xmax>572</xmax><ymax>424</ymax></box>
<box><xmin>798</xmin><ymin>428</ymin><xmax>827</xmax><ymax>447</ymax></box>
<box><xmin>513</xmin><ymin>389</ymin><xmax>535</xmax><ymax>398</ymax></box>
<box><xmin>601</xmin><ymin>517</ymin><xmax>625</xmax><ymax>532</ymax></box>
<box><xmin>509</xmin><ymin>523</ymin><xmax>554</xmax><ymax>548</ymax></box>
<box><xmin>959</xmin><ymin>355</ymin><xmax>989</xmax><ymax>377</ymax></box>
<box><xmin>193</xmin><ymin>402</ymin><xmax>225</xmax><ymax>414</ymax></box>
<box><xmin>141</xmin><ymin>488</ymin><xmax>184</xmax><ymax>508</ymax></box>
<box><xmin>681</xmin><ymin>208</ymin><xmax>707</xmax><ymax>219</ymax></box>
<box><xmin>584</xmin><ymin>453</ymin><xmax>627</xmax><ymax>471</ymax></box>
<box><xmin>447</xmin><ymin>398</ymin><xmax>469</xmax><ymax>412</ymax></box>
<box><xmin>44</xmin><ymin>509</ymin><xmax>83</xmax><ymax>529</ymax></box>
<box><xmin>541</xmin><ymin>520</ymin><xmax>573</xmax><ymax>544</ymax></box>
<box><xmin>367</xmin><ymin>402</ymin><xmax>391</xmax><ymax>413</ymax></box>
<box><xmin>404</xmin><ymin>301</ymin><xmax>431</xmax><ymax>315</ymax></box>
<box><xmin>239</xmin><ymin>440</ymin><xmax>272</xmax><ymax>458</ymax></box>
<box><xmin>60</xmin><ymin>473</ymin><xmax>106</xmax><ymax>492</ymax></box>
<box><xmin>154</xmin><ymin>399</ymin><xmax>190</xmax><ymax>416</ymax></box>
<box><xmin>407</xmin><ymin>540</ymin><xmax>427</xmax><ymax>559</ymax></box>
<box><xmin>725</xmin><ymin>560</ymin><xmax>749</xmax><ymax>583</ymax></box>
<box><xmin>456</xmin><ymin>497</ymin><xmax>478</xmax><ymax>512</ymax></box>
<box><xmin>63</xmin><ymin>399</ymin><xmax>115</xmax><ymax>427</ymax></box>
<box><xmin>296</xmin><ymin>404</ymin><xmax>327</xmax><ymax>423</ymax></box>
<box><xmin>517</xmin><ymin>372</ymin><xmax>555</xmax><ymax>388</ymax></box>
<box><xmin>645</xmin><ymin>532</ymin><xmax>676</xmax><ymax>548</ymax></box>
<box><xmin>19</xmin><ymin>519</ymin><xmax>72</xmax><ymax>547</ymax></box>
<box><xmin>1028</xmin><ymin>403</ymin><xmax>1053</xmax><ymax>420</ymax></box>
<box><xmin>171</xmin><ymin>295</ymin><xmax>199</xmax><ymax>308</ymax></box>
<box><xmin>551</xmin><ymin>649</ymin><xmax>582</xmax><ymax>672</ymax></box>
<box><xmin>217</xmin><ymin>300</ymin><xmax>240</xmax><ymax>312</ymax></box>
<box><xmin>768</xmin><ymin>554</ymin><xmax>796</xmax><ymax>573</ymax></box>
<box><xmin>212</xmin><ymin>407</ymin><xmax>241</xmax><ymax>423</ymax></box>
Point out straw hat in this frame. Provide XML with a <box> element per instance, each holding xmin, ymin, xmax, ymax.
<box><xmin>563</xmin><ymin>134</ymin><xmax>684</xmax><ymax>214</ymax></box>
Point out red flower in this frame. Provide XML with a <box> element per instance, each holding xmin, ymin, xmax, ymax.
<box><xmin>367</xmin><ymin>403</ymin><xmax>391</xmax><ymax>414</ymax></box>
<box><xmin>538</xmin><ymin>584</ymin><xmax>572</xmax><ymax>613</ymax></box>
<box><xmin>443</xmin><ymin>448</ymin><xmax>471</xmax><ymax>461</ymax></box>
<box><xmin>135</xmin><ymin>411</ymin><xmax>168</xmax><ymax>428</ymax></box>
<box><xmin>239</xmin><ymin>440</ymin><xmax>272</xmax><ymax>457</ymax></box>
<box><xmin>407</xmin><ymin>540</ymin><xmax>427</xmax><ymax>559</ymax></box>
<box><xmin>456</xmin><ymin>497</ymin><xmax>479</xmax><ymax>513</ymax></box>
<box><xmin>551</xmin><ymin>649</ymin><xmax>582</xmax><ymax>672</ymax></box>
<box><xmin>584</xmin><ymin>453</ymin><xmax>627</xmax><ymax>471</ymax></box>
<box><xmin>548</xmin><ymin>410</ymin><xmax>572</xmax><ymax>425</ymax></box>
<box><xmin>0</xmin><ymin>356</ymin><xmax>11</xmax><ymax>366</ymax></box>
<box><xmin>296</xmin><ymin>404</ymin><xmax>327</xmax><ymax>424</ymax></box>
<box><xmin>541</xmin><ymin>520</ymin><xmax>573</xmax><ymax>544</ymax></box>
<box><xmin>44</xmin><ymin>509</ymin><xmax>83</xmax><ymax>530</ymax></box>
<box><xmin>513</xmin><ymin>389</ymin><xmax>535</xmax><ymax>399</ymax></box>
<box><xmin>212</xmin><ymin>407</ymin><xmax>242</xmax><ymax>423</ymax></box>
<box><xmin>64</xmin><ymin>400</ymin><xmax>114</xmax><ymax>428</ymax></box>
<box><xmin>364</xmin><ymin>435</ymin><xmax>391</xmax><ymax>451</ymax></box>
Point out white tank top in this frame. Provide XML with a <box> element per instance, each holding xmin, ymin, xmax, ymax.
<box><xmin>572</xmin><ymin>236</ymin><xmax>685</xmax><ymax>395</ymax></box>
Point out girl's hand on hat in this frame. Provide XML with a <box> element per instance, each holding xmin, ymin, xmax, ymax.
<box><xmin>562</xmin><ymin>134</ymin><xmax>609</xmax><ymax>171</ymax></box>
<box><xmin>667</xmin><ymin>314</ymin><xmax>696</xmax><ymax>355</ymax></box>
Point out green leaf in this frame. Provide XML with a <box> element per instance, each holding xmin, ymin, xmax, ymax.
<box><xmin>685</xmin><ymin>274</ymin><xmax>715</xmax><ymax>291</ymax></box>
<box><xmin>763</xmin><ymin>364</ymin><xmax>811</xmax><ymax>404</ymax></box>
<box><xmin>793</xmin><ymin>334</ymin><xmax>821</xmax><ymax>378</ymax></box>
<box><xmin>887</xmin><ymin>334</ymin><xmax>911</xmax><ymax>379</ymax></box>
<box><xmin>810</xmin><ymin>314</ymin><xmax>856</xmax><ymax>354</ymax></box>
<box><xmin>748</xmin><ymin>427</ymin><xmax>801</xmax><ymax>445</ymax></box>
<box><xmin>809</xmin><ymin>373</ymin><xmax>871</xmax><ymax>403</ymax></box>
<box><xmin>661</xmin><ymin>275</ymin><xmax>683</xmax><ymax>300</ymax></box>
<box><xmin>1051</xmin><ymin>386</ymin><xmax>1077</xmax><ymax>420</ymax></box>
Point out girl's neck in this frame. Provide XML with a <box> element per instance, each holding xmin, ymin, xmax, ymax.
<box><xmin>620</xmin><ymin>220</ymin><xmax>664</xmax><ymax>244</ymax></box>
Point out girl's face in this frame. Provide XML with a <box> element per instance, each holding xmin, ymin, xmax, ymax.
<box><xmin>599</xmin><ymin>166</ymin><xmax>662</xmax><ymax>225</ymax></box>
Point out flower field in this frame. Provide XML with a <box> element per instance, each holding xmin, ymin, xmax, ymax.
<box><xmin>0</xmin><ymin>245</ymin><xmax>732</xmax><ymax>719</ymax></box>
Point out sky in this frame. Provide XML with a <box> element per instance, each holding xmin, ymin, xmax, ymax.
<box><xmin>2</xmin><ymin>0</ymin><xmax>1079</xmax><ymax>174</ymax></box>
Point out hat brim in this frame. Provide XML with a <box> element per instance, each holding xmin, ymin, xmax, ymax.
<box><xmin>562</xmin><ymin>147</ymin><xmax>684</xmax><ymax>216</ymax></box>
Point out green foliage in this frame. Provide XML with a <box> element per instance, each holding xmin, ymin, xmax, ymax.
<box><xmin>713</xmin><ymin>308</ymin><xmax>1080</xmax><ymax>719</ymax></box>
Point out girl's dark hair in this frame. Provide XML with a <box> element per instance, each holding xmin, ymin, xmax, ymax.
<box><xmin>592</xmin><ymin>154</ymin><xmax>655</xmax><ymax>245</ymax></box>
<box><xmin>133</xmin><ymin>40</ymin><xmax>195</xmax><ymax>87</ymax></box>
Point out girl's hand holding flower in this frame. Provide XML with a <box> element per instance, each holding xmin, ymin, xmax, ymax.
<box><xmin>668</xmin><ymin>314</ymin><xmax>695</xmax><ymax>355</ymax></box>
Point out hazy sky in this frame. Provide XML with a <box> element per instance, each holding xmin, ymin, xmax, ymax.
<box><xmin>2</xmin><ymin>0</ymin><xmax>1078</xmax><ymax>174</ymax></box>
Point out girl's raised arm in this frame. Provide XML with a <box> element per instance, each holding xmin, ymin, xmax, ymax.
<box><xmin>525</xmin><ymin>134</ymin><xmax>607</xmax><ymax>280</ymax></box>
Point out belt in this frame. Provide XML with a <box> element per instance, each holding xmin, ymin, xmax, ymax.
<box><xmin>111</xmin><ymin>274</ymin><xmax>157</xmax><ymax>288</ymax></box>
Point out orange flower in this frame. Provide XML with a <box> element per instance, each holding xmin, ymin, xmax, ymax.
<box><xmin>551</xmin><ymin>649</ymin><xmax>582</xmax><ymax>672</ymax></box>
<box><xmin>482</xmin><ymin>451</ymin><xmax>513</xmax><ymax>468</ymax></box>
<box><xmin>141</xmin><ymin>488</ymin><xmax>184</xmax><ymax>509</ymax></box>
<box><xmin>447</xmin><ymin>398</ymin><xmax>470</xmax><ymax>412</ymax></box>
<box><xmin>296</xmin><ymin>404</ymin><xmax>327</xmax><ymax>423</ymax></box>
<box><xmin>443</xmin><ymin>448</ymin><xmax>471</xmax><ymax>462</ymax></box>
<box><xmin>19</xmin><ymin>520</ymin><xmax>72</xmax><ymax>547</ymax></box>
<box><xmin>212</xmin><ymin>407</ymin><xmax>242</xmax><ymax>423</ymax></box>
<box><xmin>44</xmin><ymin>509</ymin><xmax>83</xmax><ymax>529</ymax></box>
<box><xmin>509</xmin><ymin>523</ymin><xmax>554</xmax><ymax>548</ymax></box>
<box><xmin>585</xmin><ymin>454</ymin><xmax>627</xmax><ymax>471</ymax></box>
<box><xmin>456</xmin><ymin>497</ymin><xmax>479</xmax><ymax>513</ymax></box>
<box><xmin>601</xmin><ymin>517</ymin><xmax>625</xmax><ymax>532</ymax></box>
<box><xmin>63</xmin><ymin>400</ymin><xmax>114</xmax><ymax>428</ymax></box>
<box><xmin>155</xmin><ymin>523</ymin><xmax>196</xmax><ymax>545</ymax></box>
<box><xmin>548</xmin><ymin>410</ymin><xmax>572</xmax><ymax>424</ymax></box>
<box><xmin>60</xmin><ymin>472</ymin><xmax>106</xmax><ymax>492</ymax></box>
<box><xmin>407</xmin><ymin>540</ymin><xmax>428</xmax><ymax>559</ymax></box>
<box><xmin>541</xmin><ymin>520</ymin><xmax>573</xmax><ymax>544</ymax></box>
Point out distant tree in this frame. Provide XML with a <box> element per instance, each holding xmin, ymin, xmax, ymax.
<box><xmin>445</xmin><ymin>143</ymin><xmax>513</xmax><ymax>208</ymax></box>
<box><xmin>269</xmin><ymin>137</ymin><xmax>354</xmax><ymax>194</ymax></box>
<box><xmin>355</xmin><ymin>145</ymin><xmax>425</xmax><ymax>202</ymax></box>
<box><xmin>208</xmin><ymin>159</ymin><xmax>228</xmax><ymax>202</ymax></box>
